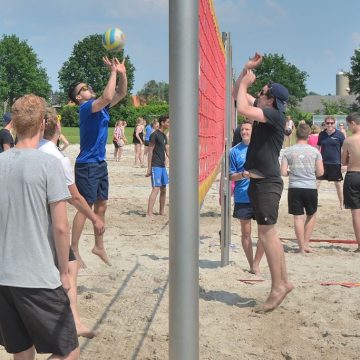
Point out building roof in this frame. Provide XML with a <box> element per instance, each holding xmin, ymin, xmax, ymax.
<box><xmin>299</xmin><ymin>95</ymin><xmax>358</xmax><ymax>113</ymax></box>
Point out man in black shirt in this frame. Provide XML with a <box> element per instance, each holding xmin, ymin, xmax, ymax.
<box><xmin>235</xmin><ymin>52</ymin><xmax>293</xmax><ymax>313</ymax></box>
<box><xmin>0</xmin><ymin>112</ymin><xmax>15</xmax><ymax>153</ymax></box>
<box><xmin>146</xmin><ymin>115</ymin><xmax>170</xmax><ymax>216</ymax></box>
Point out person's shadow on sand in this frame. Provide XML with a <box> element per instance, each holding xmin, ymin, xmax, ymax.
<box><xmin>199</xmin><ymin>286</ymin><xmax>256</xmax><ymax>308</ymax></box>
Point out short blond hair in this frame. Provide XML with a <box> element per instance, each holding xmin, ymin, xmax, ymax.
<box><xmin>11</xmin><ymin>94</ymin><xmax>46</xmax><ymax>138</ymax></box>
<box><xmin>43</xmin><ymin>107</ymin><xmax>59</xmax><ymax>140</ymax></box>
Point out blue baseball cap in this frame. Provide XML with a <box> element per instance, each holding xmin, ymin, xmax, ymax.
<box><xmin>3</xmin><ymin>112</ymin><xmax>12</xmax><ymax>125</ymax></box>
<box><xmin>269</xmin><ymin>83</ymin><xmax>289</xmax><ymax>113</ymax></box>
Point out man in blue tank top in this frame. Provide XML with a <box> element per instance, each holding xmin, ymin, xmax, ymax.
<box><xmin>68</xmin><ymin>56</ymin><xmax>127</xmax><ymax>268</ymax></box>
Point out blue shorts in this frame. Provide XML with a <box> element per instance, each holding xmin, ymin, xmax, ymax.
<box><xmin>75</xmin><ymin>161</ymin><xmax>109</xmax><ymax>205</ymax></box>
<box><xmin>233</xmin><ymin>203</ymin><xmax>255</xmax><ymax>220</ymax></box>
<box><xmin>151</xmin><ymin>167</ymin><xmax>169</xmax><ymax>187</ymax></box>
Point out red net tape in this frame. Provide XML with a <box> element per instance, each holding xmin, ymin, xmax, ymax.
<box><xmin>198</xmin><ymin>0</ymin><xmax>226</xmax><ymax>185</ymax></box>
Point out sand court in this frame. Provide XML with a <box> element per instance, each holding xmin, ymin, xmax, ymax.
<box><xmin>1</xmin><ymin>144</ymin><xmax>359</xmax><ymax>360</ymax></box>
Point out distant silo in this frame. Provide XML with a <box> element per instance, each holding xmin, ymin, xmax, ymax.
<box><xmin>336</xmin><ymin>71</ymin><xmax>350</xmax><ymax>96</ymax></box>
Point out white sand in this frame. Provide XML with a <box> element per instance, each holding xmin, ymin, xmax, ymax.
<box><xmin>1</xmin><ymin>144</ymin><xmax>359</xmax><ymax>360</ymax></box>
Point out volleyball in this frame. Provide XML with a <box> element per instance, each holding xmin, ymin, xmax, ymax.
<box><xmin>102</xmin><ymin>27</ymin><xmax>126</xmax><ymax>52</ymax></box>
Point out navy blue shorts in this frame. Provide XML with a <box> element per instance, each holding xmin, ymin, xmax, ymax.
<box><xmin>75</xmin><ymin>161</ymin><xmax>109</xmax><ymax>205</ymax></box>
<box><xmin>233</xmin><ymin>203</ymin><xmax>255</xmax><ymax>220</ymax></box>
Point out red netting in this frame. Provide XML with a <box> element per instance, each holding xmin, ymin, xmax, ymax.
<box><xmin>198</xmin><ymin>0</ymin><xmax>226</xmax><ymax>190</ymax></box>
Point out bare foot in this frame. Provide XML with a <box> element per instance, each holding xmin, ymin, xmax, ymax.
<box><xmin>354</xmin><ymin>247</ymin><xmax>360</xmax><ymax>253</ymax></box>
<box><xmin>146</xmin><ymin>213</ymin><xmax>154</xmax><ymax>218</ymax></box>
<box><xmin>92</xmin><ymin>247</ymin><xmax>111</xmax><ymax>266</ymax></box>
<box><xmin>250</xmin><ymin>264</ymin><xmax>261</xmax><ymax>276</ymax></box>
<box><xmin>73</xmin><ymin>250</ymin><xmax>87</xmax><ymax>269</ymax></box>
<box><xmin>297</xmin><ymin>248</ymin><xmax>306</xmax><ymax>255</ymax></box>
<box><xmin>254</xmin><ymin>282</ymin><xmax>294</xmax><ymax>313</ymax></box>
<box><xmin>77</xmin><ymin>324</ymin><xmax>97</xmax><ymax>339</ymax></box>
<box><xmin>304</xmin><ymin>247</ymin><xmax>313</xmax><ymax>253</ymax></box>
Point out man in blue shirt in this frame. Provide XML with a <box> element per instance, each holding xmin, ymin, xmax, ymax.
<box><xmin>68</xmin><ymin>56</ymin><xmax>127</xmax><ymax>267</ymax></box>
<box><xmin>229</xmin><ymin>120</ymin><xmax>264</xmax><ymax>275</ymax></box>
<box><xmin>317</xmin><ymin>116</ymin><xmax>345</xmax><ymax>209</ymax></box>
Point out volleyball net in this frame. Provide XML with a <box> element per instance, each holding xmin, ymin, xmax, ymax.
<box><xmin>198</xmin><ymin>0</ymin><xmax>227</xmax><ymax>204</ymax></box>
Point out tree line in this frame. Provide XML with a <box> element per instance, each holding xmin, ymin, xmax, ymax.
<box><xmin>1</xmin><ymin>33</ymin><xmax>360</xmax><ymax>126</ymax></box>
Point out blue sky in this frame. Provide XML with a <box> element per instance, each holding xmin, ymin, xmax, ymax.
<box><xmin>1</xmin><ymin>0</ymin><xmax>360</xmax><ymax>96</ymax></box>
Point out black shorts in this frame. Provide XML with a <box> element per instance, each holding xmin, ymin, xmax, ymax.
<box><xmin>0</xmin><ymin>286</ymin><xmax>78</xmax><ymax>355</ymax></box>
<box><xmin>317</xmin><ymin>164</ymin><xmax>343</xmax><ymax>182</ymax></box>
<box><xmin>343</xmin><ymin>171</ymin><xmax>360</xmax><ymax>209</ymax></box>
<box><xmin>233</xmin><ymin>203</ymin><xmax>255</xmax><ymax>220</ymax></box>
<box><xmin>69</xmin><ymin>246</ymin><xmax>76</xmax><ymax>262</ymax></box>
<box><xmin>285</xmin><ymin>129</ymin><xmax>292</xmax><ymax>136</ymax></box>
<box><xmin>75</xmin><ymin>161</ymin><xmax>109</xmax><ymax>205</ymax></box>
<box><xmin>288</xmin><ymin>188</ymin><xmax>318</xmax><ymax>215</ymax></box>
<box><xmin>113</xmin><ymin>140</ymin><xmax>119</xmax><ymax>149</ymax></box>
<box><xmin>248</xmin><ymin>178</ymin><xmax>283</xmax><ymax>225</ymax></box>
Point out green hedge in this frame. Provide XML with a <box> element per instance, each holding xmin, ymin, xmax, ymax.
<box><xmin>58</xmin><ymin>103</ymin><xmax>169</xmax><ymax>127</ymax></box>
<box><xmin>61</xmin><ymin>127</ymin><xmax>134</xmax><ymax>144</ymax></box>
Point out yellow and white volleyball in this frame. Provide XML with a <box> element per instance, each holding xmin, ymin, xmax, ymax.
<box><xmin>102</xmin><ymin>27</ymin><xmax>126</xmax><ymax>52</ymax></box>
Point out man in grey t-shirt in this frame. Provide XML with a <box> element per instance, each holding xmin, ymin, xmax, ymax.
<box><xmin>0</xmin><ymin>95</ymin><xmax>79</xmax><ymax>359</ymax></box>
<box><xmin>281</xmin><ymin>123</ymin><xmax>324</xmax><ymax>253</ymax></box>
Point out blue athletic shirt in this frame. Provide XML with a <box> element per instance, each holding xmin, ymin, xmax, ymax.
<box><xmin>76</xmin><ymin>99</ymin><xmax>110</xmax><ymax>163</ymax></box>
<box><xmin>317</xmin><ymin>129</ymin><xmax>345</xmax><ymax>165</ymax></box>
<box><xmin>145</xmin><ymin>124</ymin><xmax>153</xmax><ymax>141</ymax></box>
<box><xmin>229</xmin><ymin>142</ymin><xmax>250</xmax><ymax>203</ymax></box>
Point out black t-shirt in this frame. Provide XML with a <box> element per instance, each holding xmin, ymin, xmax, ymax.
<box><xmin>0</xmin><ymin>128</ymin><xmax>15</xmax><ymax>153</ymax></box>
<box><xmin>244</xmin><ymin>107</ymin><xmax>285</xmax><ymax>178</ymax></box>
<box><xmin>150</xmin><ymin>130</ymin><xmax>168</xmax><ymax>167</ymax></box>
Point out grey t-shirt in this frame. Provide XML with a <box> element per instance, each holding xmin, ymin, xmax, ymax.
<box><xmin>0</xmin><ymin>148</ymin><xmax>71</xmax><ymax>288</ymax></box>
<box><xmin>282</xmin><ymin>144</ymin><xmax>322</xmax><ymax>189</ymax></box>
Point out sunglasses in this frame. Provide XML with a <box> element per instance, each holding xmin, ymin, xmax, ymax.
<box><xmin>325</xmin><ymin>122</ymin><xmax>335</xmax><ymax>125</ymax></box>
<box><xmin>77</xmin><ymin>84</ymin><xmax>91</xmax><ymax>95</ymax></box>
<box><xmin>259</xmin><ymin>89</ymin><xmax>272</xmax><ymax>97</ymax></box>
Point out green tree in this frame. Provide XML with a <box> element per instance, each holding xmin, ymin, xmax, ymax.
<box><xmin>348</xmin><ymin>48</ymin><xmax>360</xmax><ymax>102</ymax></box>
<box><xmin>320</xmin><ymin>99</ymin><xmax>348</xmax><ymax>115</ymax></box>
<box><xmin>286</xmin><ymin>107</ymin><xmax>313</xmax><ymax>125</ymax></box>
<box><xmin>250</xmin><ymin>53</ymin><xmax>308</xmax><ymax>107</ymax></box>
<box><xmin>0</xmin><ymin>34</ymin><xmax>51</xmax><ymax>107</ymax></box>
<box><xmin>58</xmin><ymin>34</ymin><xmax>135</xmax><ymax>104</ymax></box>
<box><xmin>137</xmin><ymin>80</ymin><xmax>169</xmax><ymax>103</ymax></box>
